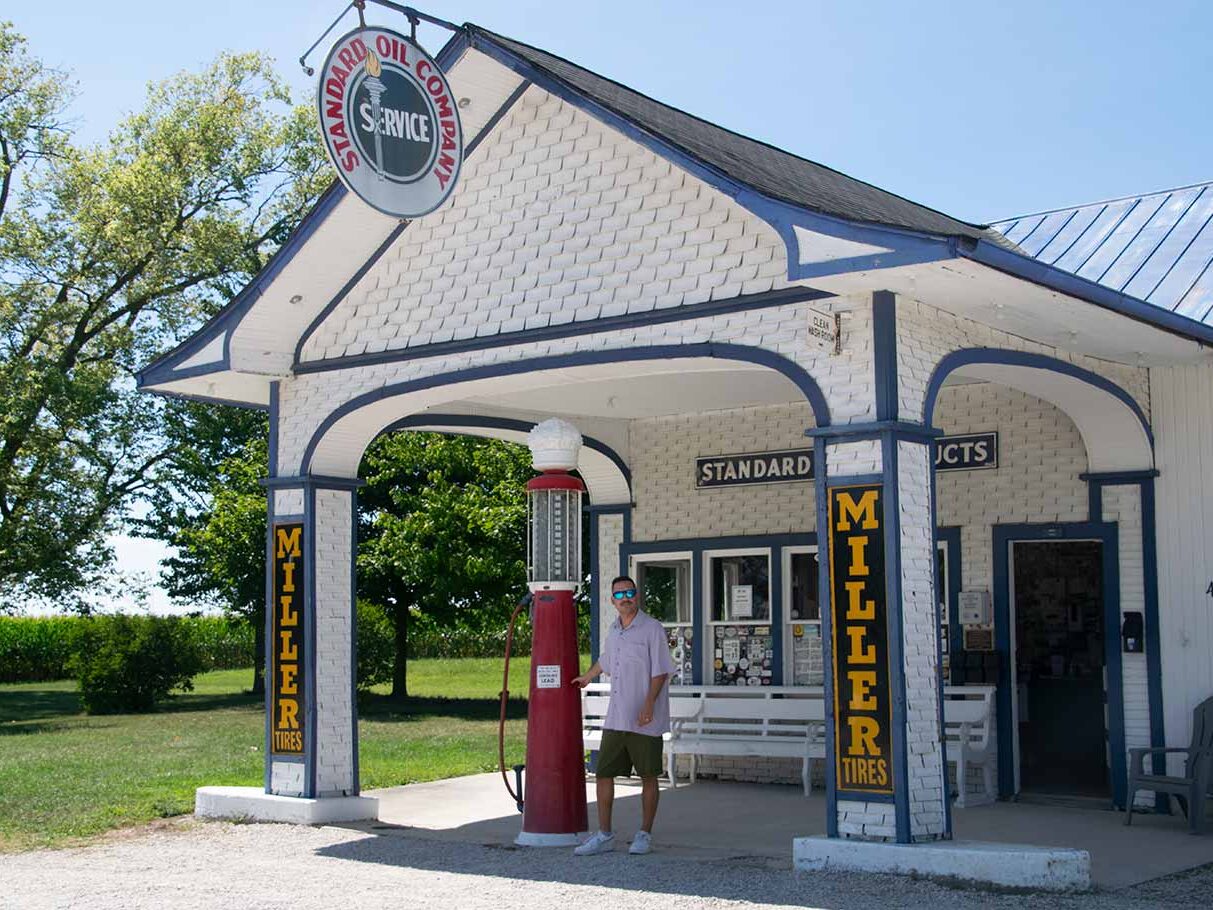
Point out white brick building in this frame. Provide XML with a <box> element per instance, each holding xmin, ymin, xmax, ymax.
<box><xmin>141</xmin><ymin>21</ymin><xmax>1213</xmax><ymax>851</ymax></box>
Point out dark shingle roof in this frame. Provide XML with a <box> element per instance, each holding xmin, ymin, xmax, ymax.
<box><xmin>472</xmin><ymin>25</ymin><xmax>1013</xmax><ymax>248</ymax></box>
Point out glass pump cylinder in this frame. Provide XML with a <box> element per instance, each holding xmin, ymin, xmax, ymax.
<box><xmin>526</xmin><ymin>473</ymin><xmax>583</xmax><ymax>588</ymax></box>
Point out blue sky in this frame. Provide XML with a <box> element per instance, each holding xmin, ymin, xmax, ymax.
<box><xmin>9</xmin><ymin>0</ymin><xmax>1210</xmax><ymax>611</ymax></box>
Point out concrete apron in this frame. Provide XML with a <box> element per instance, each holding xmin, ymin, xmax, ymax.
<box><xmin>361</xmin><ymin>773</ymin><xmax>1213</xmax><ymax>891</ymax></box>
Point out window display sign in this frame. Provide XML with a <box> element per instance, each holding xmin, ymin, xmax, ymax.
<box><xmin>933</xmin><ymin>432</ymin><xmax>998</xmax><ymax>472</ymax></box>
<box><xmin>730</xmin><ymin>584</ymin><xmax>753</xmax><ymax>618</ymax></box>
<box><xmin>696</xmin><ymin>449</ymin><xmax>814</xmax><ymax>487</ymax></box>
<box><xmin>271</xmin><ymin>523</ymin><xmax>305</xmax><ymax>755</ymax></box>
<box><xmin>828</xmin><ymin>485</ymin><xmax>893</xmax><ymax>796</ymax></box>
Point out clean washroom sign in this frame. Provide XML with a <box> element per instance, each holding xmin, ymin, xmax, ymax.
<box><xmin>318</xmin><ymin>26</ymin><xmax>463</xmax><ymax>217</ymax></box>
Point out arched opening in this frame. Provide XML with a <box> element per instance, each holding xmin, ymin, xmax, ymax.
<box><xmin>923</xmin><ymin>348</ymin><xmax>1154</xmax><ymax>808</ymax></box>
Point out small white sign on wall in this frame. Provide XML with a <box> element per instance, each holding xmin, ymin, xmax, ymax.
<box><xmin>806</xmin><ymin>306</ymin><xmax>841</xmax><ymax>354</ymax></box>
<box><xmin>536</xmin><ymin>665</ymin><xmax>561</xmax><ymax>689</ymax></box>
<box><xmin>731</xmin><ymin>585</ymin><xmax>754</xmax><ymax>618</ymax></box>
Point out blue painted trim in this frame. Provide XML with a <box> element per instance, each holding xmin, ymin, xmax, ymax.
<box><xmin>881</xmin><ymin>434</ymin><xmax>912</xmax><ymax>842</ymax></box>
<box><xmin>770</xmin><ymin>545</ymin><xmax>784</xmax><ymax>686</ymax></box>
<box><xmin>267</xmin><ymin>381</ymin><xmax>280</xmax><ymax>478</ymax></box>
<box><xmin>922</xmin><ymin>347</ymin><xmax>1153</xmax><ymax>448</ymax></box>
<box><xmin>1079</xmin><ymin>470</ymin><xmax>1161</xmax><ymax>482</ymax></box>
<box><xmin>304</xmin><ymin>484</ymin><xmax>318</xmax><ymax>798</ymax></box>
<box><xmin>349</xmin><ymin>487</ymin><xmax>360</xmax><ymax>796</ymax></box>
<box><xmin>292</xmin><ymin>77</ymin><xmax>532</xmax><ymax>366</ymax></box>
<box><xmin>959</xmin><ymin>238</ymin><xmax>1213</xmax><ymax>349</ymax></box>
<box><xmin>300</xmin><ymin>342</ymin><xmax>833</xmax><ymax>473</ymax></box>
<box><xmin>293</xmin><ymin>285</ymin><xmax>833</xmax><ymax>375</ymax></box>
<box><xmin>691</xmin><ymin>550</ymin><xmax>704</xmax><ymax>685</ymax></box>
<box><xmin>813</xmin><ymin>437</ymin><xmax>838</xmax><ymax>837</ymax></box>
<box><xmin>807</xmin><ymin>421</ymin><xmax>942</xmax><ymax>442</ymax></box>
<box><xmin>261</xmin><ymin>474</ymin><xmax>366</xmax><ymax>490</ymax></box>
<box><xmin>144</xmin><ymin>387</ymin><xmax>269</xmax><ymax>411</ymax></box>
<box><xmin>872</xmin><ymin>291</ymin><xmax>898</xmax><ymax>423</ymax></box>
<box><xmin>1140</xmin><ymin>477</ymin><xmax>1167</xmax><ymax>810</ymax></box>
<box><xmin>1082</xmin><ymin>473</ymin><xmax>1168</xmax><ymax>812</ymax></box>
<box><xmin>991</xmin><ymin>521</ymin><xmax>1126</xmax><ymax>807</ymax></box>
<box><xmin>381</xmin><ymin>413</ymin><xmax>632</xmax><ymax>499</ymax></box>
<box><xmin>263</xmin><ymin>490</ymin><xmax>275</xmax><ymax>793</ymax></box>
<box><xmin>1087</xmin><ymin>478</ymin><xmax>1103</xmax><ymax>526</ymax></box>
<box><xmin>825</xmin><ymin>472</ymin><xmax>883</xmax><ymax>488</ymax></box>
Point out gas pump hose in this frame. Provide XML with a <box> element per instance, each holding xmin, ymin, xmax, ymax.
<box><xmin>498</xmin><ymin>593</ymin><xmax>532</xmax><ymax>810</ymax></box>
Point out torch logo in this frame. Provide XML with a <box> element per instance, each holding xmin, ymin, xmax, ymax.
<box><xmin>318</xmin><ymin>26</ymin><xmax>463</xmax><ymax>218</ymax></box>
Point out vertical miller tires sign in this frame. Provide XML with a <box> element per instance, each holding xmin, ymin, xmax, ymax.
<box><xmin>827</xmin><ymin>484</ymin><xmax>893</xmax><ymax>797</ymax></box>
<box><xmin>271</xmin><ymin>523</ymin><xmax>305</xmax><ymax>756</ymax></box>
<box><xmin>318</xmin><ymin>26</ymin><xmax>463</xmax><ymax>217</ymax></box>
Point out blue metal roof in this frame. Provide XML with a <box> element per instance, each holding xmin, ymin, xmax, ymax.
<box><xmin>991</xmin><ymin>181</ymin><xmax>1213</xmax><ymax>325</ymax></box>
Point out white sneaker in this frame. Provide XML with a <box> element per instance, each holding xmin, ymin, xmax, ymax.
<box><xmin>573</xmin><ymin>830</ymin><xmax>616</xmax><ymax>855</ymax></box>
<box><xmin>629</xmin><ymin>831</ymin><xmax>652</xmax><ymax>855</ymax></box>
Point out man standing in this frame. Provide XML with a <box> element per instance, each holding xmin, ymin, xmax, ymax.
<box><xmin>571</xmin><ymin>575</ymin><xmax>675</xmax><ymax>855</ymax></box>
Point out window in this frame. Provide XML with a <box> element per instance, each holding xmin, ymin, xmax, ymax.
<box><xmin>784</xmin><ymin>547</ymin><xmax>822</xmax><ymax>685</ymax></box>
<box><xmin>706</xmin><ymin>550</ymin><xmax>773</xmax><ymax>687</ymax></box>
<box><xmin>633</xmin><ymin>555</ymin><xmax>693</xmax><ymax>685</ymax></box>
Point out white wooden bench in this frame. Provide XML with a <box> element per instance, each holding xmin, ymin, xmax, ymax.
<box><xmin>942</xmin><ymin>685</ymin><xmax>996</xmax><ymax>807</ymax></box>
<box><xmin>581</xmin><ymin>683</ymin><xmax>824</xmax><ymax>795</ymax></box>
<box><xmin>582</xmin><ymin>681</ymin><xmax>996</xmax><ymax>806</ymax></box>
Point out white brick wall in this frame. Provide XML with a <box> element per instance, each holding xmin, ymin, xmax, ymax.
<box><xmin>838</xmin><ymin>799</ymin><xmax>897</xmax><ymax>840</ymax></box>
<box><xmin>896</xmin><ymin>297</ymin><xmax>1150</xmax><ymax>426</ymax></box>
<box><xmin>897</xmin><ymin>440</ymin><xmax>946</xmax><ymax>840</ymax></box>
<box><xmin>630</xmin><ymin>403</ymin><xmax>816</xmax><ymax>542</ymax></box>
<box><xmin>935</xmin><ymin>383</ymin><xmax>1088</xmax><ymax>592</ymax></box>
<box><xmin>270</xmin><ymin>760</ymin><xmax>304</xmax><ymax>797</ymax></box>
<box><xmin>1102</xmin><ymin>484</ymin><xmax>1152</xmax><ymax>806</ymax></box>
<box><xmin>312</xmin><ymin>488</ymin><xmax>356</xmax><ymax>797</ymax></box>
<box><xmin>274</xmin><ymin>488</ymin><xmax>303</xmax><ymax>516</ymax></box>
<box><xmin>825</xmin><ymin>439</ymin><xmax>882</xmax><ymax>476</ymax></box>
<box><xmin>300</xmin><ymin>89</ymin><xmax>791</xmax><ymax>363</ymax></box>
<box><xmin>596</xmin><ymin>512</ymin><xmax>625</xmax><ymax>654</ymax></box>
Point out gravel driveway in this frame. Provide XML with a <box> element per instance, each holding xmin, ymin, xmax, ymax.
<box><xmin>1</xmin><ymin>819</ymin><xmax>1210</xmax><ymax>909</ymax></box>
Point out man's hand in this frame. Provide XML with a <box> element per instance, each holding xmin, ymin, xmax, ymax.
<box><xmin>638</xmin><ymin>701</ymin><xmax>654</xmax><ymax>726</ymax></box>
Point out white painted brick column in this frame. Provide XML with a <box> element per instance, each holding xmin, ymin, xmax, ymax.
<box><xmin>265</xmin><ymin>480</ymin><xmax>359</xmax><ymax>799</ymax></box>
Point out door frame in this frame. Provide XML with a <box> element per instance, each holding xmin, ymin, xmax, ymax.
<box><xmin>992</xmin><ymin>521</ymin><xmax>1124</xmax><ymax>807</ymax></box>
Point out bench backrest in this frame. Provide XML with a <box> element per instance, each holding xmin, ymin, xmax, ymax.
<box><xmin>942</xmin><ymin>686</ymin><xmax>995</xmax><ymax>750</ymax></box>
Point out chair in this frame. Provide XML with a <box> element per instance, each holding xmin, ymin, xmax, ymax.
<box><xmin>1125</xmin><ymin>695</ymin><xmax>1213</xmax><ymax>833</ymax></box>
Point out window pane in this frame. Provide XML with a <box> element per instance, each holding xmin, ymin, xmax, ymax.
<box><xmin>789</xmin><ymin>623</ymin><xmax>823</xmax><ymax>685</ymax></box>
<box><xmin>712</xmin><ymin>624</ymin><xmax>773</xmax><ymax>686</ymax></box>
<box><xmin>789</xmin><ymin>552</ymin><xmax>819</xmax><ymax>621</ymax></box>
<box><xmin>711</xmin><ymin>555</ymin><xmax>770</xmax><ymax>622</ymax></box>
<box><xmin>665</xmin><ymin>624</ymin><xmax>694</xmax><ymax>686</ymax></box>
<box><xmin>639</xmin><ymin>560</ymin><xmax>691</xmax><ymax>623</ymax></box>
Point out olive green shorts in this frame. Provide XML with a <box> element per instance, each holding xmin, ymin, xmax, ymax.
<box><xmin>595</xmin><ymin>729</ymin><xmax>664</xmax><ymax>779</ymax></box>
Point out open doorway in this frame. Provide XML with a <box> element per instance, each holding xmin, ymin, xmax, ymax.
<box><xmin>1012</xmin><ymin>540</ymin><xmax>1107</xmax><ymax>798</ymax></box>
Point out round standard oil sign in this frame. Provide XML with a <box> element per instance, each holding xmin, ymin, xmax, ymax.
<box><xmin>318</xmin><ymin>27</ymin><xmax>463</xmax><ymax>218</ymax></box>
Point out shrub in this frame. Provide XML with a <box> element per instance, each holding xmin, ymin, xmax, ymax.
<box><xmin>68</xmin><ymin>616</ymin><xmax>205</xmax><ymax>714</ymax></box>
<box><xmin>179</xmin><ymin>616</ymin><xmax>254</xmax><ymax>670</ymax></box>
<box><xmin>356</xmin><ymin>600</ymin><xmax>394</xmax><ymax>690</ymax></box>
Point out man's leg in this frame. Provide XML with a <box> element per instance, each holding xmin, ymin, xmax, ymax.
<box><xmin>596</xmin><ymin>775</ymin><xmax>615</xmax><ymax>833</ymax></box>
<box><xmin>640</xmin><ymin>776</ymin><xmax>659</xmax><ymax>833</ymax></box>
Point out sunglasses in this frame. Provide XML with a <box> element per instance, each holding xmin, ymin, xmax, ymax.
<box><xmin>612</xmin><ymin>589</ymin><xmax>637</xmax><ymax>600</ymax></box>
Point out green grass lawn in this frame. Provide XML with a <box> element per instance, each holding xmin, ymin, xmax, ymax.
<box><xmin>0</xmin><ymin>655</ymin><xmax>570</xmax><ymax>852</ymax></box>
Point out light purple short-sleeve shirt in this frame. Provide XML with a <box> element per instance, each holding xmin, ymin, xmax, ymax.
<box><xmin>600</xmin><ymin>610</ymin><xmax>676</xmax><ymax>736</ymax></box>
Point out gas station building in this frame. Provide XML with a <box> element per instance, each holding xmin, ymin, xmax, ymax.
<box><xmin>139</xmin><ymin>23</ymin><xmax>1213</xmax><ymax>860</ymax></box>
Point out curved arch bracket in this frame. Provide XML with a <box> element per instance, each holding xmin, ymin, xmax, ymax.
<box><xmin>924</xmin><ymin>348</ymin><xmax>1153</xmax><ymax>473</ymax></box>
<box><xmin>298</xmin><ymin>342</ymin><xmax>831</xmax><ymax>483</ymax></box>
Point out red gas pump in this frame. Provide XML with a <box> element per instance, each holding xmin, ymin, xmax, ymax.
<box><xmin>503</xmin><ymin>419</ymin><xmax>589</xmax><ymax>846</ymax></box>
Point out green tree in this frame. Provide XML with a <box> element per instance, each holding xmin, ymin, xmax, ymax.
<box><xmin>0</xmin><ymin>24</ymin><xmax>328</xmax><ymax>609</ymax></box>
<box><xmin>359</xmin><ymin>432</ymin><xmax>533</xmax><ymax>697</ymax></box>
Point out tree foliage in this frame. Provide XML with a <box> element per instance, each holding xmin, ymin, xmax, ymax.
<box><xmin>358</xmin><ymin>432</ymin><xmax>534</xmax><ymax>696</ymax></box>
<box><xmin>0</xmin><ymin>23</ymin><xmax>328</xmax><ymax>609</ymax></box>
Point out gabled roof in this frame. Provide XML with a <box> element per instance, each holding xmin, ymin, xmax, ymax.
<box><xmin>991</xmin><ymin>180</ymin><xmax>1213</xmax><ymax>325</ymax></box>
<box><xmin>472</xmin><ymin>26</ymin><xmax>1016</xmax><ymax>250</ymax></box>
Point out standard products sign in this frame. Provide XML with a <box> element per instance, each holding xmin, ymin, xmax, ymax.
<box><xmin>318</xmin><ymin>27</ymin><xmax>463</xmax><ymax>217</ymax></box>
<box><xmin>697</xmin><ymin>449</ymin><xmax>814</xmax><ymax>488</ymax></box>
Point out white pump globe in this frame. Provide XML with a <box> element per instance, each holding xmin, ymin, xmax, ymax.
<box><xmin>527</xmin><ymin>418</ymin><xmax>582</xmax><ymax>471</ymax></box>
